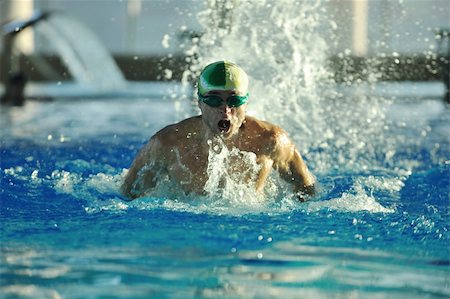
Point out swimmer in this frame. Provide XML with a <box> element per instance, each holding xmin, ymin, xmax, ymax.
<box><xmin>121</xmin><ymin>60</ymin><xmax>315</xmax><ymax>201</ymax></box>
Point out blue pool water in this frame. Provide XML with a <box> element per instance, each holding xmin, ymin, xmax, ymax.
<box><xmin>1</xmin><ymin>95</ymin><xmax>449</xmax><ymax>298</ymax></box>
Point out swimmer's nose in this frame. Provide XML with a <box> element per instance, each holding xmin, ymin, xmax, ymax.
<box><xmin>220</xmin><ymin>104</ymin><xmax>232</xmax><ymax>115</ymax></box>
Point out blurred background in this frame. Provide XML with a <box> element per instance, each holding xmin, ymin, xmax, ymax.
<box><xmin>0</xmin><ymin>0</ymin><xmax>449</xmax><ymax>102</ymax></box>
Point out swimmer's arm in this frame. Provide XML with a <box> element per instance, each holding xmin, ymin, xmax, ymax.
<box><xmin>287</xmin><ymin>148</ymin><xmax>316</xmax><ymax>201</ymax></box>
<box><xmin>255</xmin><ymin>156</ymin><xmax>274</xmax><ymax>193</ymax></box>
<box><xmin>273</xmin><ymin>134</ymin><xmax>316</xmax><ymax>202</ymax></box>
<box><xmin>121</xmin><ymin>137</ymin><xmax>162</xmax><ymax>199</ymax></box>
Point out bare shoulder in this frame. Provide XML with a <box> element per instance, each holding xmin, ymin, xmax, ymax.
<box><xmin>245</xmin><ymin>115</ymin><xmax>287</xmax><ymax>134</ymax></box>
<box><xmin>244</xmin><ymin>116</ymin><xmax>292</xmax><ymax>150</ymax></box>
<box><xmin>153</xmin><ymin>116</ymin><xmax>202</xmax><ymax>146</ymax></box>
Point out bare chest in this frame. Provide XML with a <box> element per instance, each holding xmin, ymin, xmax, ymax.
<box><xmin>164</xmin><ymin>144</ymin><xmax>273</xmax><ymax>194</ymax></box>
<box><xmin>164</xmin><ymin>146</ymin><xmax>208</xmax><ymax>194</ymax></box>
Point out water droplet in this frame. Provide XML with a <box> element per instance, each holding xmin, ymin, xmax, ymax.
<box><xmin>161</xmin><ymin>34</ymin><xmax>171</xmax><ymax>48</ymax></box>
<box><xmin>31</xmin><ymin>170</ymin><xmax>39</xmax><ymax>180</ymax></box>
<box><xmin>164</xmin><ymin>69</ymin><xmax>173</xmax><ymax>80</ymax></box>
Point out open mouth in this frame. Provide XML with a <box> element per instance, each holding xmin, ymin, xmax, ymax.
<box><xmin>217</xmin><ymin>119</ymin><xmax>231</xmax><ymax>132</ymax></box>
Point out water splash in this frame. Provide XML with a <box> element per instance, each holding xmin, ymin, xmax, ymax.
<box><xmin>203</xmin><ymin>137</ymin><xmax>264</xmax><ymax>205</ymax></box>
<box><xmin>159</xmin><ymin>0</ymin><xmax>407</xmax><ymax>211</ymax></box>
<box><xmin>5</xmin><ymin>2</ymin><xmax>444</xmax><ymax>214</ymax></box>
<box><xmin>178</xmin><ymin>0</ymin><xmax>395</xmax><ymax>177</ymax></box>
<box><xmin>306</xmin><ymin>180</ymin><xmax>395</xmax><ymax>214</ymax></box>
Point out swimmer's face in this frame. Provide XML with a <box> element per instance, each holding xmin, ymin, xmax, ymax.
<box><xmin>199</xmin><ymin>89</ymin><xmax>247</xmax><ymax>139</ymax></box>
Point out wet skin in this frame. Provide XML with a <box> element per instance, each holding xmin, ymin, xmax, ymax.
<box><xmin>121</xmin><ymin>90</ymin><xmax>315</xmax><ymax>200</ymax></box>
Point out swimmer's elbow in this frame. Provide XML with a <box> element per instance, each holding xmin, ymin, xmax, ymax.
<box><xmin>120</xmin><ymin>175</ymin><xmax>142</xmax><ymax>200</ymax></box>
<box><xmin>120</xmin><ymin>169</ymin><xmax>136</xmax><ymax>200</ymax></box>
<box><xmin>121</xmin><ymin>169</ymin><xmax>158</xmax><ymax>200</ymax></box>
<box><xmin>120</xmin><ymin>182</ymin><xmax>135</xmax><ymax>200</ymax></box>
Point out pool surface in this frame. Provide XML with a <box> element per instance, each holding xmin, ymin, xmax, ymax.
<box><xmin>1</xmin><ymin>94</ymin><xmax>449</xmax><ymax>298</ymax></box>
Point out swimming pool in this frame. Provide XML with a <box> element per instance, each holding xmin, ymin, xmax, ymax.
<box><xmin>1</xmin><ymin>92</ymin><xmax>449</xmax><ymax>298</ymax></box>
<box><xmin>2</xmin><ymin>0</ymin><xmax>450</xmax><ymax>296</ymax></box>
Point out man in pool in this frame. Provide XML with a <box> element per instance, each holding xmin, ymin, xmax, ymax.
<box><xmin>121</xmin><ymin>60</ymin><xmax>315</xmax><ymax>201</ymax></box>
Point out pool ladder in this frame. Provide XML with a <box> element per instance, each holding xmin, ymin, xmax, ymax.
<box><xmin>1</xmin><ymin>11</ymin><xmax>50</xmax><ymax>106</ymax></box>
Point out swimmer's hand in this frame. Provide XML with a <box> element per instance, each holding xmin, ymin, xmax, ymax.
<box><xmin>297</xmin><ymin>184</ymin><xmax>316</xmax><ymax>202</ymax></box>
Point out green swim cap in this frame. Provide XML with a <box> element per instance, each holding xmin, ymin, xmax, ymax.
<box><xmin>198</xmin><ymin>61</ymin><xmax>249</xmax><ymax>96</ymax></box>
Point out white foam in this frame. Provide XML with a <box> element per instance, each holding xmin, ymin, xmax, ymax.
<box><xmin>52</xmin><ymin>170</ymin><xmax>82</xmax><ymax>194</ymax></box>
<box><xmin>362</xmin><ymin>176</ymin><xmax>405</xmax><ymax>193</ymax></box>
<box><xmin>2</xmin><ymin>154</ymin><xmax>399</xmax><ymax>216</ymax></box>
<box><xmin>203</xmin><ymin>138</ymin><xmax>265</xmax><ymax>206</ymax></box>
<box><xmin>307</xmin><ymin>191</ymin><xmax>394</xmax><ymax>213</ymax></box>
<box><xmin>85</xmin><ymin>172</ymin><xmax>124</xmax><ymax>194</ymax></box>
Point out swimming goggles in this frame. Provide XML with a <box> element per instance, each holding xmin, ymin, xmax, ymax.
<box><xmin>198</xmin><ymin>93</ymin><xmax>249</xmax><ymax>108</ymax></box>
